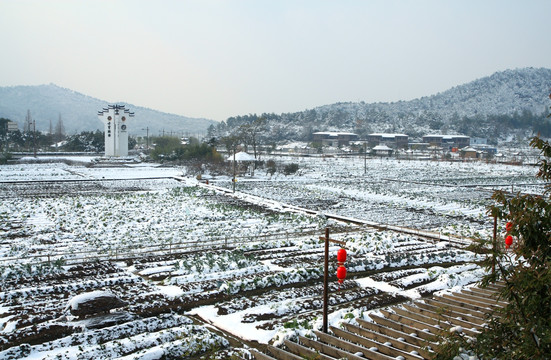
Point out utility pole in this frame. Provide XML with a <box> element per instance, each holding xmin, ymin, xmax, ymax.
<box><xmin>49</xmin><ymin>118</ymin><xmax>53</xmax><ymax>151</ymax></box>
<box><xmin>25</xmin><ymin>110</ymin><xmax>32</xmax><ymax>151</ymax></box>
<box><xmin>142</xmin><ymin>127</ymin><xmax>149</xmax><ymax>150</ymax></box>
<box><xmin>232</xmin><ymin>150</ymin><xmax>236</xmax><ymax>193</ymax></box>
<box><xmin>3</xmin><ymin>122</ymin><xmax>7</xmax><ymax>153</ymax></box>
<box><xmin>364</xmin><ymin>141</ymin><xmax>367</xmax><ymax>175</ymax></box>
<box><xmin>33</xmin><ymin>120</ymin><xmax>37</xmax><ymax>157</ymax></box>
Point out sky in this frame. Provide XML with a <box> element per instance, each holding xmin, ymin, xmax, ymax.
<box><xmin>1</xmin><ymin>0</ymin><xmax>550</xmax><ymax>122</ymax></box>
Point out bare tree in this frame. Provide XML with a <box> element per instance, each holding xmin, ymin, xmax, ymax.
<box><xmin>239</xmin><ymin>117</ymin><xmax>266</xmax><ymax>160</ymax></box>
<box><xmin>220</xmin><ymin>134</ymin><xmax>240</xmax><ymax>157</ymax></box>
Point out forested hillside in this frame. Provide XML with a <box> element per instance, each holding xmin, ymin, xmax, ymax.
<box><xmin>210</xmin><ymin>68</ymin><xmax>551</xmax><ymax>145</ymax></box>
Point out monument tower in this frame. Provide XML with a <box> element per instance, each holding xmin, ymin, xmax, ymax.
<box><xmin>97</xmin><ymin>105</ymin><xmax>134</xmax><ymax>157</ymax></box>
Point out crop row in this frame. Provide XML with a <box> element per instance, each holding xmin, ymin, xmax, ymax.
<box><xmin>0</xmin><ymin>275</ymin><xmax>141</xmax><ymax>302</ymax></box>
<box><xmin>0</xmin><ymin>185</ymin><xmax>325</xmax><ymax>265</ymax></box>
<box><xmin>242</xmin><ymin>286</ymin><xmax>379</xmax><ymax>323</ymax></box>
<box><xmin>3</xmin><ymin>322</ymin><xmax>227</xmax><ymax>360</ymax></box>
<box><xmin>216</xmin><ymin>281</ymin><xmax>358</xmax><ymax>315</ymax></box>
<box><xmin>1</xmin><ymin>262</ymin><xmax>128</xmax><ymax>292</ymax></box>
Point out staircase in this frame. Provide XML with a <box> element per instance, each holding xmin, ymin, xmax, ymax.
<box><xmin>251</xmin><ymin>283</ymin><xmax>506</xmax><ymax>360</ymax></box>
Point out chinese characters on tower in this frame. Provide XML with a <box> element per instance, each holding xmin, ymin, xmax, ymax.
<box><xmin>97</xmin><ymin>105</ymin><xmax>134</xmax><ymax>157</ymax></box>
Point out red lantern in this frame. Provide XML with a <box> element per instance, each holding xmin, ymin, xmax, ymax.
<box><xmin>336</xmin><ymin>266</ymin><xmax>347</xmax><ymax>283</ymax></box>
<box><xmin>337</xmin><ymin>248</ymin><xmax>347</xmax><ymax>264</ymax></box>
<box><xmin>505</xmin><ymin>222</ymin><xmax>513</xmax><ymax>233</ymax></box>
<box><xmin>505</xmin><ymin>235</ymin><xmax>513</xmax><ymax>249</ymax></box>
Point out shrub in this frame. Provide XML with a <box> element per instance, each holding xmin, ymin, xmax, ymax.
<box><xmin>266</xmin><ymin>159</ymin><xmax>277</xmax><ymax>175</ymax></box>
<box><xmin>0</xmin><ymin>152</ymin><xmax>12</xmax><ymax>165</ymax></box>
<box><xmin>283</xmin><ymin>163</ymin><xmax>299</xmax><ymax>175</ymax></box>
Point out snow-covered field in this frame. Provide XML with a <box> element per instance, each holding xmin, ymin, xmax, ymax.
<box><xmin>0</xmin><ymin>155</ymin><xmax>541</xmax><ymax>359</ymax></box>
<box><xmin>216</xmin><ymin>155</ymin><xmax>542</xmax><ymax>238</ymax></box>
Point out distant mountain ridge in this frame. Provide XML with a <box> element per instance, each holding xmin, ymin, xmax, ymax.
<box><xmin>0</xmin><ymin>83</ymin><xmax>216</xmax><ymax>136</ymax></box>
<box><xmin>216</xmin><ymin>67</ymin><xmax>551</xmax><ymax>144</ymax></box>
<box><xmin>2</xmin><ymin>68</ymin><xmax>550</xmax><ymax>144</ymax></box>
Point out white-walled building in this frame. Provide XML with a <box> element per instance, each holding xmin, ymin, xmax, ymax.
<box><xmin>367</xmin><ymin>133</ymin><xmax>409</xmax><ymax>149</ymax></box>
<box><xmin>98</xmin><ymin>105</ymin><xmax>134</xmax><ymax>157</ymax></box>
<box><xmin>312</xmin><ymin>132</ymin><xmax>358</xmax><ymax>147</ymax></box>
<box><xmin>422</xmin><ymin>134</ymin><xmax>470</xmax><ymax>151</ymax></box>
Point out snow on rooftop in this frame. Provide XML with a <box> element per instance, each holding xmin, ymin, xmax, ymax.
<box><xmin>372</xmin><ymin>144</ymin><xmax>393</xmax><ymax>150</ymax></box>
<box><xmin>313</xmin><ymin>132</ymin><xmax>358</xmax><ymax>136</ymax></box>
<box><xmin>226</xmin><ymin>151</ymin><xmax>256</xmax><ymax>161</ymax></box>
<box><xmin>368</xmin><ymin>133</ymin><xmax>408</xmax><ymax>137</ymax></box>
<box><xmin>425</xmin><ymin>134</ymin><xmax>470</xmax><ymax>139</ymax></box>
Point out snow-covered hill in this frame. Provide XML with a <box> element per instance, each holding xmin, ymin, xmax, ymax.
<box><xmin>3</xmin><ymin>68</ymin><xmax>550</xmax><ymax>143</ymax></box>
<box><xmin>215</xmin><ymin>67</ymin><xmax>551</xmax><ymax>144</ymax></box>
<box><xmin>0</xmin><ymin>84</ymin><xmax>216</xmax><ymax>136</ymax></box>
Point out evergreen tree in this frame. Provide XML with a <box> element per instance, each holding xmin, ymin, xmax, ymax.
<box><xmin>55</xmin><ymin>113</ymin><xmax>65</xmax><ymax>145</ymax></box>
<box><xmin>24</xmin><ymin>110</ymin><xmax>32</xmax><ymax>133</ymax></box>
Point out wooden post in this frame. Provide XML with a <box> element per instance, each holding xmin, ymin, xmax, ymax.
<box><xmin>323</xmin><ymin>227</ymin><xmax>329</xmax><ymax>333</ymax></box>
<box><xmin>492</xmin><ymin>215</ymin><xmax>497</xmax><ymax>275</ymax></box>
<box><xmin>319</xmin><ymin>228</ymin><xmax>346</xmax><ymax>334</ymax></box>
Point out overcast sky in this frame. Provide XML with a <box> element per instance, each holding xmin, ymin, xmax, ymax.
<box><xmin>1</xmin><ymin>0</ymin><xmax>550</xmax><ymax>122</ymax></box>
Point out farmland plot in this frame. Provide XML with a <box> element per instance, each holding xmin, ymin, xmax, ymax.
<box><xmin>224</xmin><ymin>156</ymin><xmax>542</xmax><ymax>238</ymax></box>
<box><xmin>0</xmin><ymin>182</ymin><xmax>323</xmax><ymax>264</ymax></box>
<box><xmin>0</xmin><ymin>158</ymin><xmax>535</xmax><ymax>358</ymax></box>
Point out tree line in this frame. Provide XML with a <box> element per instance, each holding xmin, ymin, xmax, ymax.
<box><xmin>0</xmin><ymin>117</ymin><xmax>133</xmax><ymax>154</ymax></box>
<box><xmin>1</xmin><ymin>118</ymin><xmax>107</xmax><ymax>154</ymax></box>
<box><xmin>207</xmin><ymin>109</ymin><xmax>551</xmax><ymax>145</ymax></box>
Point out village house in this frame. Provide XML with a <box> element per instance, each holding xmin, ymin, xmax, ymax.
<box><xmin>461</xmin><ymin>146</ymin><xmax>478</xmax><ymax>159</ymax></box>
<box><xmin>372</xmin><ymin>144</ymin><xmax>393</xmax><ymax>156</ymax></box>
<box><xmin>312</xmin><ymin>132</ymin><xmax>359</xmax><ymax>147</ymax></box>
<box><xmin>367</xmin><ymin>133</ymin><xmax>409</xmax><ymax>149</ymax></box>
<box><xmin>422</xmin><ymin>134</ymin><xmax>470</xmax><ymax>151</ymax></box>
